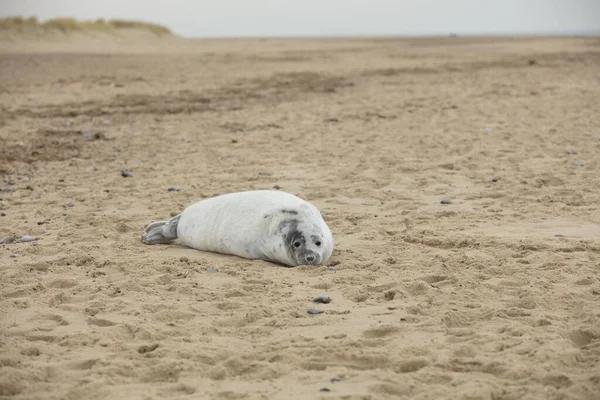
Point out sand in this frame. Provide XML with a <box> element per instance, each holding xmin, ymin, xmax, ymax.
<box><xmin>1</xmin><ymin>31</ymin><xmax>600</xmax><ymax>399</ymax></box>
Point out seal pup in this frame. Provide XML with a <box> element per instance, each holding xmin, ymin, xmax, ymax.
<box><xmin>141</xmin><ymin>190</ymin><xmax>334</xmax><ymax>267</ymax></box>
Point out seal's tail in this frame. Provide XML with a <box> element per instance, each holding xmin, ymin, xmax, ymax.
<box><xmin>141</xmin><ymin>214</ymin><xmax>181</xmax><ymax>244</ymax></box>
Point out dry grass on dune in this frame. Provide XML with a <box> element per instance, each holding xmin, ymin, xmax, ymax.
<box><xmin>0</xmin><ymin>16</ymin><xmax>172</xmax><ymax>36</ymax></box>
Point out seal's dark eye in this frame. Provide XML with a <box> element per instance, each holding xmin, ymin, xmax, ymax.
<box><xmin>294</xmin><ymin>241</ymin><xmax>301</xmax><ymax>248</ymax></box>
<box><xmin>315</xmin><ymin>241</ymin><xmax>321</xmax><ymax>246</ymax></box>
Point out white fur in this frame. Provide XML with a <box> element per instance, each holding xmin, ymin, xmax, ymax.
<box><xmin>176</xmin><ymin>190</ymin><xmax>333</xmax><ymax>266</ymax></box>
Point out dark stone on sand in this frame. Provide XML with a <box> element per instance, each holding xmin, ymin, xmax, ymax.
<box><xmin>121</xmin><ymin>170</ymin><xmax>133</xmax><ymax>177</ymax></box>
<box><xmin>307</xmin><ymin>308</ymin><xmax>324</xmax><ymax>315</ymax></box>
<box><xmin>441</xmin><ymin>199</ymin><xmax>453</xmax><ymax>204</ymax></box>
<box><xmin>326</xmin><ymin>116</ymin><xmax>339</xmax><ymax>122</ymax></box>
<box><xmin>0</xmin><ymin>212</ymin><xmax>5</xmax><ymax>216</ymax></box>
<box><xmin>168</xmin><ymin>188</ymin><xmax>180</xmax><ymax>192</ymax></box>
<box><xmin>528</xmin><ymin>59</ymin><xmax>537</xmax><ymax>65</ymax></box>
<box><xmin>320</xmin><ymin>388</ymin><xmax>331</xmax><ymax>392</ymax></box>
<box><xmin>273</xmin><ymin>185</ymin><xmax>281</xmax><ymax>190</ymax></box>
<box><xmin>330</xmin><ymin>378</ymin><xmax>341</xmax><ymax>383</ymax></box>
<box><xmin>313</xmin><ymin>295</ymin><xmax>332</xmax><ymax>304</ymax></box>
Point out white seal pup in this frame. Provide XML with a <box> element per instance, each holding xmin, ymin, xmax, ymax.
<box><xmin>141</xmin><ymin>190</ymin><xmax>334</xmax><ymax>267</ymax></box>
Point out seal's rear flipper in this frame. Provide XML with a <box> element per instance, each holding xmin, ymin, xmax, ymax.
<box><xmin>141</xmin><ymin>214</ymin><xmax>181</xmax><ymax>244</ymax></box>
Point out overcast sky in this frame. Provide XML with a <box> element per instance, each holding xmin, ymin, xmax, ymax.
<box><xmin>1</xmin><ymin>0</ymin><xmax>599</xmax><ymax>37</ymax></box>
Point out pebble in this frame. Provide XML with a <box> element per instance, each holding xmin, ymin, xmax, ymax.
<box><xmin>313</xmin><ymin>295</ymin><xmax>332</xmax><ymax>304</ymax></box>
<box><xmin>18</xmin><ymin>235</ymin><xmax>37</xmax><ymax>243</ymax></box>
<box><xmin>121</xmin><ymin>170</ymin><xmax>133</xmax><ymax>178</ymax></box>
<box><xmin>35</xmin><ymin>194</ymin><xmax>41</xmax><ymax>199</ymax></box>
<box><xmin>65</xmin><ymin>202</ymin><xmax>75</xmax><ymax>208</ymax></box>
<box><xmin>490</xmin><ymin>177</ymin><xmax>500</xmax><ymax>183</ymax></box>
<box><xmin>0</xmin><ymin>188</ymin><xmax>15</xmax><ymax>193</ymax></box>
<box><xmin>330</xmin><ymin>378</ymin><xmax>341</xmax><ymax>383</ymax></box>
<box><xmin>327</xmin><ymin>266</ymin><xmax>336</xmax><ymax>271</ymax></box>
<box><xmin>319</xmin><ymin>388</ymin><xmax>331</xmax><ymax>392</ymax></box>
<box><xmin>574</xmin><ymin>161</ymin><xmax>584</xmax><ymax>167</ymax></box>
<box><xmin>482</xmin><ymin>127</ymin><xmax>493</xmax><ymax>133</ymax></box>
<box><xmin>168</xmin><ymin>188</ymin><xmax>180</xmax><ymax>192</ymax></box>
<box><xmin>566</xmin><ymin>151</ymin><xmax>577</xmax><ymax>155</ymax></box>
<box><xmin>307</xmin><ymin>308</ymin><xmax>324</xmax><ymax>315</ymax></box>
<box><xmin>326</xmin><ymin>116</ymin><xmax>339</xmax><ymax>122</ymax></box>
<box><xmin>207</xmin><ymin>267</ymin><xmax>218</xmax><ymax>274</ymax></box>
<box><xmin>273</xmin><ymin>185</ymin><xmax>281</xmax><ymax>190</ymax></box>
<box><xmin>441</xmin><ymin>199</ymin><xmax>453</xmax><ymax>205</ymax></box>
<box><xmin>1</xmin><ymin>212</ymin><xmax>6</xmax><ymax>217</ymax></box>
<box><xmin>0</xmin><ymin>237</ymin><xmax>14</xmax><ymax>244</ymax></box>
<box><xmin>22</xmin><ymin>177</ymin><xmax>30</xmax><ymax>183</ymax></box>
<box><xmin>554</xmin><ymin>234</ymin><xmax>565</xmax><ymax>238</ymax></box>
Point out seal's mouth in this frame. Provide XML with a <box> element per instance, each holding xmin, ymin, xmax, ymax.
<box><xmin>300</xmin><ymin>252</ymin><xmax>321</xmax><ymax>265</ymax></box>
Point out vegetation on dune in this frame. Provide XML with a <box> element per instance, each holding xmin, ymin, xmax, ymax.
<box><xmin>0</xmin><ymin>16</ymin><xmax>172</xmax><ymax>36</ymax></box>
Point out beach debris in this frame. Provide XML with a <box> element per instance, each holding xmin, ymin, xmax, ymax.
<box><xmin>0</xmin><ymin>237</ymin><xmax>14</xmax><ymax>244</ymax></box>
<box><xmin>168</xmin><ymin>187</ymin><xmax>180</xmax><ymax>192</ymax></box>
<box><xmin>327</xmin><ymin>260</ymin><xmax>340</xmax><ymax>267</ymax></box>
<box><xmin>440</xmin><ymin>199</ymin><xmax>453</xmax><ymax>205</ymax></box>
<box><xmin>319</xmin><ymin>388</ymin><xmax>331</xmax><ymax>392</ymax></box>
<box><xmin>138</xmin><ymin>344</ymin><xmax>159</xmax><ymax>354</ymax></box>
<box><xmin>121</xmin><ymin>170</ymin><xmax>133</xmax><ymax>178</ymax></box>
<box><xmin>307</xmin><ymin>308</ymin><xmax>324</xmax><ymax>315</ymax></box>
<box><xmin>330</xmin><ymin>378</ymin><xmax>341</xmax><ymax>383</ymax></box>
<box><xmin>327</xmin><ymin>266</ymin><xmax>336</xmax><ymax>271</ymax></box>
<box><xmin>574</xmin><ymin>161</ymin><xmax>584</xmax><ymax>167</ymax></box>
<box><xmin>273</xmin><ymin>185</ymin><xmax>281</xmax><ymax>190</ymax></box>
<box><xmin>313</xmin><ymin>295</ymin><xmax>332</xmax><ymax>304</ymax></box>
<box><xmin>18</xmin><ymin>235</ymin><xmax>37</xmax><ymax>243</ymax></box>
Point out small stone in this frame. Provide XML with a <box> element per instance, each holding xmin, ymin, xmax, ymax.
<box><xmin>313</xmin><ymin>295</ymin><xmax>331</xmax><ymax>304</ymax></box>
<box><xmin>168</xmin><ymin>188</ymin><xmax>180</xmax><ymax>192</ymax></box>
<box><xmin>327</xmin><ymin>267</ymin><xmax>336</xmax><ymax>271</ymax></box>
<box><xmin>35</xmin><ymin>194</ymin><xmax>41</xmax><ymax>199</ymax></box>
<box><xmin>65</xmin><ymin>202</ymin><xmax>75</xmax><ymax>208</ymax></box>
<box><xmin>482</xmin><ymin>127</ymin><xmax>493</xmax><ymax>133</ymax></box>
<box><xmin>566</xmin><ymin>151</ymin><xmax>577</xmax><ymax>155</ymax></box>
<box><xmin>441</xmin><ymin>199</ymin><xmax>453</xmax><ymax>205</ymax></box>
<box><xmin>207</xmin><ymin>267</ymin><xmax>218</xmax><ymax>274</ymax></box>
<box><xmin>330</xmin><ymin>378</ymin><xmax>341</xmax><ymax>383</ymax></box>
<box><xmin>574</xmin><ymin>161</ymin><xmax>584</xmax><ymax>167</ymax></box>
<box><xmin>326</xmin><ymin>116</ymin><xmax>339</xmax><ymax>122</ymax></box>
<box><xmin>0</xmin><ymin>188</ymin><xmax>15</xmax><ymax>193</ymax></box>
<box><xmin>320</xmin><ymin>388</ymin><xmax>331</xmax><ymax>392</ymax></box>
<box><xmin>273</xmin><ymin>185</ymin><xmax>281</xmax><ymax>190</ymax></box>
<box><xmin>0</xmin><ymin>237</ymin><xmax>14</xmax><ymax>244</ymax></box>
<box><xmin>104</xmin><ymin>189</ymin><xmax>110</xmax><ymax>193</ymax></box>
<box><xmin>58</xmin><ymin>179</ymin><xmax>65</xmax><ymax>182</ymax></box>
<box><xmin>138</xmin><ymin>344</ymin><xmax>159</xmax><ymax>354</ymax></box>
<box><xmin>490</xmin><ymin>177</ymin><xmax>500</xmax><ymax>183</ymax></box>
<box><xmin>22</xmin><ymin>177</ymin><xmax>30</xmax><ymax>183</ymax></box>
<box><xmin>121</xmin><ymin>170</ymin><xmax>133</xmax><ymax>178</ymax></box>
<box><xmin>231</xmin><ymin>139</ymin><xmax>238</xmax><ymax>143</ymax></box>
<box><xmin>528</xmin><ymin>59</ymin><xmax>537</xmax><ymax>65</ymax></box>
<box><xmin>0</xmin><ymin>212</ymin><xmax>6</xmax><ymax>217</ymax></box>
<box><xmin>307</xmin><ymin>308</ymin><xmax>324</xmax><ymax>315</ymax></box>
<box><xmin>18</xmin><ymin>235</ymin><xmax>37</xmax><ymax>243</ymax></box>
<box><xmin>25</xmin><ymin>185</ymin><xmax>34</xmax><ymax>191</ymax></box>
<box><xmin>554</xmin><ymin>234</ymin><xmax>565</xmax><ymax>238</ymax></box>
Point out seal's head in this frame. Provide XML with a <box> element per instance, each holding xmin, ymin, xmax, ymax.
<box><xmin>280</xmin><ymin>217</ymin><xmax>333</xmax><ymax>266</ymax></box>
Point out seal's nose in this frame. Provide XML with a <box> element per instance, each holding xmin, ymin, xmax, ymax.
<box><xmin>305</xmin><ymin>254</ymin><xmax>316</xmax><ymax>264</ymax></box>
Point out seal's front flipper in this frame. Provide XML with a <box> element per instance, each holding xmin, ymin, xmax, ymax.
<box><xmin>141</xmin><ymin>214</ymin><xmax>181</xmax><ymax>244</ymax></box>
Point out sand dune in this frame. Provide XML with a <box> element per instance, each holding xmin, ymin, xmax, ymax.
<box><xmin>1</xmin><ymin>29</ymin><xmax>600</xmax><ymax>399</ymax></box>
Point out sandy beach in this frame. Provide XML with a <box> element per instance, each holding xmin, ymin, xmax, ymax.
<box><xmin>1</xmin><ymin>29</ymin><xmax>600</xmax><ymax>399</ymax></box>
